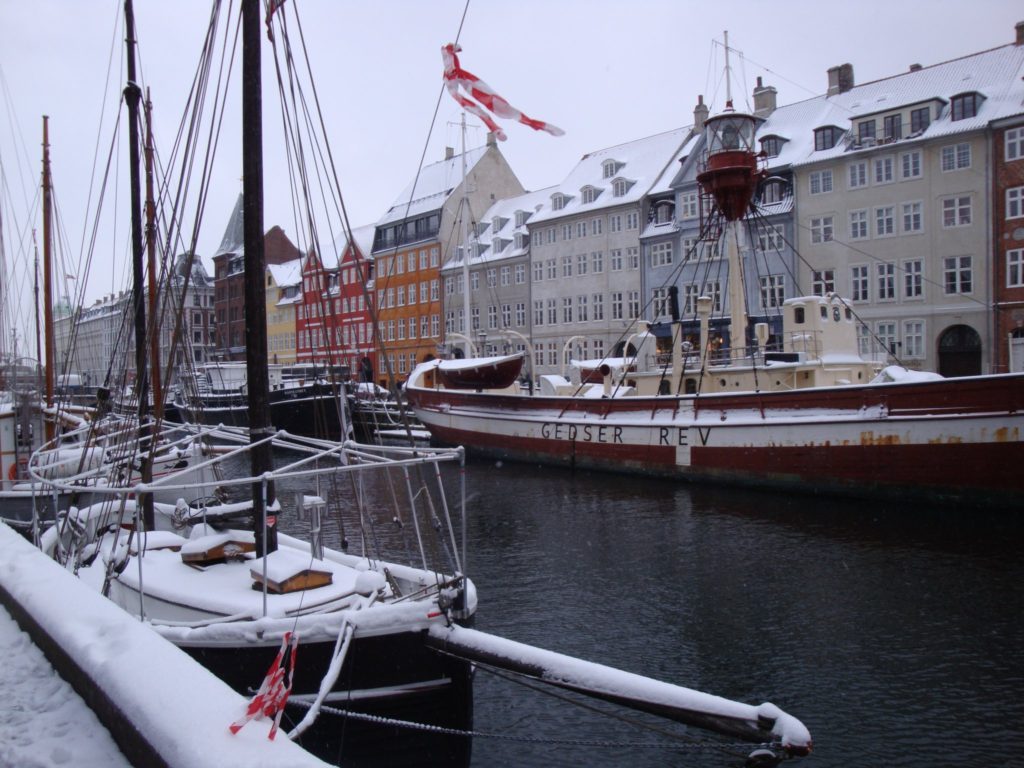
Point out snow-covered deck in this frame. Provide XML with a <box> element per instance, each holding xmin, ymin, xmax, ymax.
<box><xmin>0</xmin><ymin>523</ymin><xmax>331</xmax><ymax>768</ymax></box>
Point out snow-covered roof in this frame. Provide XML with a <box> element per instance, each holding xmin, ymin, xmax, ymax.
<box><xmin>649</xmin><ymin>130</ymin><xmax>700</xmax><ymax>196</ymax></box>
<box><xmin>330</xmin><ymin>223</ymin><xmax>377</xmax><ymax>267</ymax></box>
<box><xmin>214</xmin><ymin>193</ymin><xmax>244</xmax><ymax>257</ymax></box>
<box><xmin>755</xmin><ymin>43</ymin><xmax>1024</xmax><ymax>169</ymax></box>
<box><xmin>266</xmin><ymin>258</ymin><xmax>302</xmax><ymax>288</ymax></box>
<box><xmin>377</xmin><ymin>145</ymin><xmax>488</xmax><ymax>226</ymax></box>
<box><xmin>529</xmin><ymin>127</ymin><xmax>692</xmax><ymax>225</ymax></box>
<box><xmin>447</xmin><ymin>186</ymin><xmax>555</xmax><ymax>271</ymax></box>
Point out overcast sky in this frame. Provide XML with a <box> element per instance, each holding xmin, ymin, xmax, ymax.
<box><xmin>1</xmin><ymin>0</ymin><xmax>1021</xmax><ymax>343</ymax></box>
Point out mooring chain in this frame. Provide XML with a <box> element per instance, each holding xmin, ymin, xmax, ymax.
<box><xmin>286</xmin><ymin>699</ymin><xmax>779</xmax><ymax>753</ymax></box>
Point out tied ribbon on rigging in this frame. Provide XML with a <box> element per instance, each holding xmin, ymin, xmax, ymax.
<box><xmin>442</xmin><ymin>43</ymin><xmax>564</xmax><ymax>141</ymax></box>
<box><xmin>229</xmin><ymin>631</ymin><xmax>298</xmax><ymax>740</ymax></box>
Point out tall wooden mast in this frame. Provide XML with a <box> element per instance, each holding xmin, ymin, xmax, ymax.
<box><xmin>123</xmin><ymin>0</ymin><xmax>154</xmax><ymax>530</ymax></box>
<box><xmin>40</xmin><ymin>116</ymin><xmax>54</xmax><ymax>442</ymax></box>
<box><xmin>242</xmin><ymin>0</ymin><xmax>276</xmax><ymax>554</ymax></box>
<box><xmin>144</xmin><ymin>89</ymin><xmax>163</xmax><ymax>421</ymax></box>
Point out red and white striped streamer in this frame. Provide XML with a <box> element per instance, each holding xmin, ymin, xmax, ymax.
<box><xmin>442</xmin><ymin>43</ymin><xmax>564</xmax><ymax>141</ymax></box>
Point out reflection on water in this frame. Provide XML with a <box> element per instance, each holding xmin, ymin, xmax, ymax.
<box><xmin>278</xmin><ymin>452</ymin><xmax>1024</xmax><ymax>767</ymax></box>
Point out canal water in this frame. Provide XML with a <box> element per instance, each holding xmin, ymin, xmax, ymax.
<box><xmin>280</xmin><ymin>454</ymin><xmax>1024</xmax><ymax>767</ymax></box>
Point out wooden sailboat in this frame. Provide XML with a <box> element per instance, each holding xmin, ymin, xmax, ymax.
<box><xmin>0</xmin><ymin>117</ymin><xmax>99</xmax><ymax>535</ymax></box>
<box><xmin>32</xmin><ymin>2</ymin><xmax>477</xmax><ymax>764</ymax></box>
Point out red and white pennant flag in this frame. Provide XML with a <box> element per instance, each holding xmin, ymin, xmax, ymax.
<box><xmin>229</xmin><ymin>631</ymin><xmax>298</xmax><ymax>740</ymax></box>
<box><xmin>442</xmin><ymin>43</ymin><xmax>564</xmax><ymax>141</ymax></box>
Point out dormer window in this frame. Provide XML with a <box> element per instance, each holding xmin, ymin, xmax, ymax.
<box><xmin>911</xmin><ymin>106</ymin><xmax>931</xmax><ymax>134</ymax></box>
<box><xmin>492</xmin><ymin>216</ymin><xmax>507</xmax><ymax>233</ymax></box>
<box><xmin>857</xmin><ymin>120</ymin><xmax>876</xmax><ymax>143</ymax></box>
<box><xmin>760</xmin><ymin>135</ymin><xmax>783</xmax><ymax>158</ymax></box>
<box><xmin>612</xmin><ymin>178</ymin><xmax>632</xmax><ymax>197</ymax></box>
<box><xmin>814</xmin><ymin>126</ymin><xmax>844</xmax><ymax>151</ymax></box>
<box><xmin>514</xmin><ymin>210</ymin><xmax>528</xmax><ymax>228</ymax></box>
<box><xmin>551</xmin><ymin>193</ymin><xmax>567</xmax><ymax>211</ymax></box>
<box><xmin>514</xmin><ymin>232</ymin><xmax>527</xmax><ymax>250</ymax></box>
<box><xmin>761</xmin><ymin>179</ymin><xmax>786</xmax><ymax>205</ymax></box>
<box><xmin>951</xmin><ymin>92</ymin><xmax>981</xmax><ymax>121</ymax></box>
<box><xmin>602</xmin><ymin>159</ymin><xmax>622</xmax><ymax>179</ymax></box>
<box><xmin>581</xmin><ymin>186</ymin><xmax>600</xmax><ymax>205</ymax></box>
<box><xmin>883</xmin><ymin>114</ymin><xmax>902</xmax><ymax>141</ymax></box>
<box><xmin>654</xmin><ymin>200</ymin><xmax>674</xmax><ymax>224</ymax></box>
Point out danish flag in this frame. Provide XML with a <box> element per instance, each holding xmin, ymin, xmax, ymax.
<box><xmin>442</xmin><ymin>43</ymin><xmax>564</xmax><ymax>141</ymax></box>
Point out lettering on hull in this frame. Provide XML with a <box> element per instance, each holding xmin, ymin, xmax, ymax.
<box><xmin>537</xmin><ymin>422</ymin><xmax>697</xmax><ymax>467</ymax></box>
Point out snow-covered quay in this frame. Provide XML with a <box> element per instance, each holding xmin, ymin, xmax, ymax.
<box><xmin>0</xmin><ymin>523</ymin><xmax>331</xmax><ymax>768</ymax></box>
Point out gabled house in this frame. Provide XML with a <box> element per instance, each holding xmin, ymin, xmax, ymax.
<box><xmin>371</xmin><ymin>134</ymin><xmax>524</xmax><ymax>385</ymax></box>
<box><xmin>211</xmin><ymin>194</ymin><xmax>302</xmax><ymax>361</ymax></box>
<box><xmin>526</xmin><ymin>127</ymin><xmax>692</xmax><ymax>377</ymax></box>
<box><xmin>445</xmin><ymin>187</ymin><xmax>552</xmax><ymax>377</ymax></box>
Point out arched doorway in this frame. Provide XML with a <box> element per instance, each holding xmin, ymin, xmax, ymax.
<box><xmin>937</xmin><ymin>324</ymin><xmax>981</xmax><ymax>377</ymax></box>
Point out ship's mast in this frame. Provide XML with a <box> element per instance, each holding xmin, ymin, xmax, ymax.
<box><xmin>695</xmin><ymin>32</ymin><xmax>761</xmax><ymax>361</ymax></box>
<box><xmin>242</xmin><ymin>0</ymin><xmax>276</xmax><ymax>555</ymax></box>
<box><xmin>40</xmin><ymin>117</ymin><xmax>54</xmax><ymax>441</ymax></box>
<box><xmin>123</xmin><ymin>0</ymin><xmax>154</xmax><ymax>531</ymax></box>
<box><xmin>459</xmin><ymin>113</ymin><xmax>472</xmax><ymax>354</ymax></box>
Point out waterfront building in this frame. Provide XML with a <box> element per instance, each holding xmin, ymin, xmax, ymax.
<box><xmin>372</xmin><ymin>135</ymin><xmax>524</xmax><ymax>385</ymax></box>
<box><xmin>211</xmin><ymin>194</ymin><xmax>302</xmax><ymax>361</ymax></box>
<box><xmin>992</xmin><ymin>27</ymin><xmax>1024</xmax><ymax>372</ymax></box>
<box><xmin>332</xmin><ymin>224</ymin><xmax>378</xmax><ymax>381</ymax></box>
<box><xmin>526</xmin><ymin>128</ymin><xmax>691</xmax><ymax>378</ymax></box>
<box><xmin>790</xmin><ymin>33</ymin><xmax>1024</xmax><ymax>375</ymax></box>
<box><xmin>444</xmin><ymin>187</ymin><xmax>551</xmax><ymax>377</ymax></box>
<box><xmin>53</xmin><ymin>253</ymin><xmax>215</xmax><ymax>389</ymax></box>
<box><xmin>266</xmin><ymin>259</ymin><xmax>301</xmax><ymax>365</ymax></box>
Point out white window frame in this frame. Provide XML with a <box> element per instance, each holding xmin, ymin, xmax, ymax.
<box><xmin>1007</xmin><ymin>248</ymin><xmax>1024</xmax><ymax>288</ymax></box>
<box><xmin>902</xmin><ymin>201</ymin><xmax>923</xmax><ymax>233</ymax></box>
<box><xmin>650</xmin><ymin>242</ymin><xmax>673</xmax><ymax>268</ymax></box>
<box><xmin>876</xmin><ymin>262</ymin><xmax>896</xmax><ymax>301</ymax></box>
<box><xmin>942</xmin><ymin>196</ymin><xmax>972</xmax><ymax>228</ymax></box>
<box><xmin>903</xmin><ymin>319</ymin><xmax>925</xmax><ymax>359</ymax></box>
<box><xmin>849</xmin><ymin>209</ymin><xmax>868</xmax><ymax>240</ymax></box>
<box><xmin>811</xmin><ymin>215</ymin><xmax>835</xmax><ymax>243</ymax></box>
<box><xmin>903</xmin><ymin>259</ymin><xmax>923</xmax><ymax>299</ymax></box>
<box><xmin>851</xmin><ymin>264</ymin><xmax>869</xmax><ymax>302</ymax></box>
<box><xmin>900</xmin><ymin>150</ymin><xmax>922</xmax><ymax>179</ymax></box>
<box><xmin>873</xmin><ymin>156</ymin><xmax>894</xmax><ymax>185</ymax></box>
<box><xmin>940</xmin><ymin>142</ymin><xmax>971</xmax><ymax>172</ymax></box>
<box><xmin>874</xmin><ymin>206</ymin><xmax>895</xmax><ymax>238</ymax></box>
<box><xmin>809</xmin><ymin>169</ymin><xmax>833</xmax><ymax>195</ymax></box>
<box><xmin>1007</xmin><ymin>186</ymin><xmax>1024</xmax><ymax>220</ymax></box>
<box><xmin>848</xmin><ymin>162</ymin><xmax>868</xmax><ymax>189</ymax></box>
<box><xmin>943</xmin><ymin>255</ymin><xmax>973</xmax><ymax>295</ymax></box>
<box><xmin>1007</xmin><ymin>127</ymin><xmax>1024</xmax><ymax>161</ymax></box>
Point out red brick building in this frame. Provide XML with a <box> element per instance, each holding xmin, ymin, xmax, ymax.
<box><xmin>212</xmin><ymin>195</ymin><xmax>302</xmax><ymax>361</ymax></box>
<box><xmin>993</xmin><ymin>114</ymin><xmax>1024</xmax><ymax>372</ymax></box>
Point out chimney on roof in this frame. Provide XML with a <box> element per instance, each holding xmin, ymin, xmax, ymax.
<box><xmin>909</xmin><ymin>63</ymin><xmax>922</xmax><ymax>72</ymax></box>
<box><xmin>753</xmin><ymin>76</ymin><xmax>777</xmax><ymax>117</ymax></box>
<box><xmin>827</xmin><ymin>63</ymin><xmax>855</xmax><ymax>96</ymax></box>
<box><xmin>445</xmin><ymin>146</ymin><xmax>454</xmax><ymax>160</ymax></box>
<box><xmin>1016</xmin><ymin>20</ymin><xmax>1024</xmax><ymax>45</ymax></box>
<box><xmin>693</xmin><ymin>94</ymin><xmax>709</xmax><ymax>132</ymax></box>
<box><xmin>486</xmin><ymin>131</ymin><xmax>497</xmax><ymax>147</ymax></box>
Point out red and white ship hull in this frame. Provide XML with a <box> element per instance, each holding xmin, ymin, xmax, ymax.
<box><xmin>406</xmin><ymin>371</ymin><xmax>1024</xmax><ymax>506</ymax></box>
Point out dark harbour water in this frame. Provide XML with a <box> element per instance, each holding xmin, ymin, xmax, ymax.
<box><xmin>281</xmin><ymin>456</ymin><xmax>1024</xmax><ymax>768</ymax></box>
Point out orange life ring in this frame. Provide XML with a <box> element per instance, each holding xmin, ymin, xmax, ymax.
<box><xmin>7</xmin><ymin>462</ymin><xmax>17</xmax><ymax>482</ymax></box>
